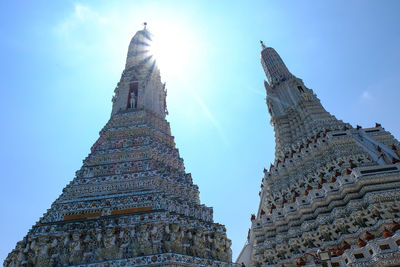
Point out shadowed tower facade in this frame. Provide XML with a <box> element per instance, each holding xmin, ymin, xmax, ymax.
<box><xmin>238</xmin><ymin>42</ymin><xmax>400</xmax><ymax>266</ymax></box>
<box><xmin>5</xmin><ymin>26</ymin><xmax>234</xmax><ymax>267</ymax></box>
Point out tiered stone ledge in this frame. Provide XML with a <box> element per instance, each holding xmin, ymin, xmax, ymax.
<box><xmin>265</xmin><ymin>128</ymin><xmax>386</xmax><ymax>177</ymax></box>
<box><xmin>253</xmin><ymin>164</ymin><xmax>400</xmax><ymax>231</ymax></box>
<box><xmin>273</xmin><ymin>227</ymin><xmax>400</xmax><ymax>266</ymax></box>
<box><xmin>62</xmin><ymin>175</ymin><xmax>199</xmax><ymax>203</ymax></box>
<box><xmin>252</xmin><ymin>197</ymin><xmax>400</xmax><ymax>263</ymax></box>
<box><xmin>71</xmin><ymin>252</ymin><xmax>239</xmax><ymax>267</ymax></box>
<box><xmin>41</xmin><ymin>190</ymin><xmax>214</xmax><ymax>224</ymax></box>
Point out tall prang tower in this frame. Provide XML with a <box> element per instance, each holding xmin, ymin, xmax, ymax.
<box><xmin>5</xmin><ymin>26</ymin><xmax>234</xmax><ymax>267</ymax></box>
<box><xmin>237</xmin><ymin>42</ymin><xmax>400</xmax><ymax>266</ymax></box>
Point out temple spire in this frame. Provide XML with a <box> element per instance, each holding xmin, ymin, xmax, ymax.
<box><xmin>260</xmin><ymin>40</ymin><xmax>266</xmax><ymax>50</ymax></box>
<box><xmin>240</xmin><ymin>40</ymin><xmax>400</xmax><ymax>267</ymax></box>
<box><xmin>261</xmin><ymin>45</ymin><xmax>347</xmax><ymax>154</ymax></box>
<box><xmin>111</xmin><ymin>27</ymin><xmax>167</xmax><ymax>118</ymax></box>
<box><xmin>5</xmin><ymin>25</ymin><xmax>234</xmax><ymax>266</ymax></box>
<box><xmin>260</xmin><ymin>44</ymin><xmax>294</xmax><ymax>86</ymax></box>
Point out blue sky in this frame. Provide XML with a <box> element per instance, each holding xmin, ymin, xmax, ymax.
<box><xmin>1</xmin><ymin>0</ymin><xmax>400</xmax><ymax>262</ymax></box>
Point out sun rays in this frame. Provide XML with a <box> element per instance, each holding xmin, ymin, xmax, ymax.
<box><xmin>146</xmin><ymin>21</ymin><xmax>192</xmax><ymax>79</ymax></box>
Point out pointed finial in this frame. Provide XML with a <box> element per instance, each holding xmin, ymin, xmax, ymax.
<box><xmin>143</xmin><ymin>22</ymin><xmax>147</xmax><ymax>30</ymax></box>
<box><xmin>260</xmin><ymin>40</ymin><xmax>266</xmax><ymax>49</ymax></box>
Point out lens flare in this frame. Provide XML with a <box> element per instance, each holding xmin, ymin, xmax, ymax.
<box><xmin>147</xmin><ymin>23</ymin><xmax>191</xmax><ymax>79</ymax></box>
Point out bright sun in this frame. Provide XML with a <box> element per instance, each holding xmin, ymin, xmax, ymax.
<box><xmin>147</xmin><ymin>22</ymin><xmax>192</xmax><ymax>79</ymax></box>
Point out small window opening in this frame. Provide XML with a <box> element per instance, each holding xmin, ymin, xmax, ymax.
<box><xmin>354</xmin><ymin>253</ymin><xmax>364</xmax><ymax>259</ymax></box>
<box><xmin>297</xmin><ymin>86</ymin><xmax>304</xmax><ymax>93</ymax></box>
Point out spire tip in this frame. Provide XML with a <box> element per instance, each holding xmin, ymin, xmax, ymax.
<box><xmin>260</xmin><ymin>40</ymin><xmax>266</xmax><ymax>49</ymax></box>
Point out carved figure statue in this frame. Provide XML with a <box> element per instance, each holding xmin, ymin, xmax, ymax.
<box><xmin>130</xmin><ymin>94</ymin><xmax>136</xmax><ymax>109</ymax></box>
<box><xmin>193</xmin><ymin>229</ymin><xmax>205</xmax><ymax>257</ymax></box>
<box><xmin>118</xmin><ymin>228</ymin><xmax>131</xmax><ymax>258</ymax></box>
<box><xmin>69</xmin><ymin>232</ymin><xmax>82</xmax><ymax>265</ymax></box>
<box><xmin>81</xmin><ymin>233</ymin><xmax>95</xmax><ymax>263</ymax></box>
<box><xmin>150</xmin><ymin>224</ymin><xmax>163</xmax><ymax>254</ymax></box>
<box><xmin>138</xmin><ymin>224</ymin><xmax>152</xmax><ymax>255</ymax></box>
<box><xmin>103</xmin><ymin>228</ymin><xmax>118</xmax><ymax>259</ymax></box>
<box><xmin>225</xmin><ymin>238</ymin><xmax>233</xmax><ymax>261</ymax></box>
<box><xmin>93</xmin><ymin>229</ymin><xmax>104</xmax><ymax>261</ymax></box>
<box><xmin>15</xmin><ymin>241</ymin><xmax>27</xmax><ymax>265</ymax></box>
<box><xmin>183</xmin><ymin>230</ymin><xmax>193</xmax><ymax>255</ymax></box>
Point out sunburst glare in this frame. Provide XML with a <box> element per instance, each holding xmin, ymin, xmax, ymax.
<box><xmin>146</xmin><ymin>22</ymin><xmax>192</xmax><ymax>79</ymax></box>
